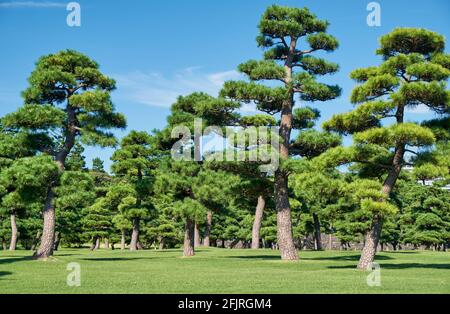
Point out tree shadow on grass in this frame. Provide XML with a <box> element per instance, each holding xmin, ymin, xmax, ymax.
<box><xmin>0</xmin><ymin>256</ymin><xmax>33</xmax><ymax>265</ymax></box>
<box><xmin>302</xmin><ymin>254</ymin><xmax>393</xmax><ymax>261</ymax></box>
<box><xmin>327</xmin><ymin>263</ymin><xmax>450</xmax><ymax>270</ymax></box>
<box><xmin>80</xmin><ymin>257</ymin><xmax>157</xmax><ymax>262</ymax></box>
<box><xmin>223</xmin><ymin>255</ymin><xmax>281</xmax><ymax>260</ymax></box>
<box><xmin>0</xmin><ymin>271</ymin><xmax>12</xmax><ymax>279</ymax></box>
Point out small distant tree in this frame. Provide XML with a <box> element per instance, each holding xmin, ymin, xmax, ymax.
<box><xmin>111</xmin><ymin>131</ymin><xmax>155</xmax><ymax>250</ymax></box>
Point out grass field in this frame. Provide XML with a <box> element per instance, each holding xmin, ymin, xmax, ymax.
<box><xmin>0</xmin><ymin>248</ymin><xmax>449</xmax><ymax>294</ymax></box>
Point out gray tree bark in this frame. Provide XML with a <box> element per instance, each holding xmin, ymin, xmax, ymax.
<box><xmin>129</xmin><ymin>217</ymin><xmax>140</xmax><ymax>251</ymax></box>
<box><xmin>9</xmin><ymin>212</ymin><xmax>18</xmax><ymax>251</ymax></box>
<box><xmin>312</xmin><ymin>212</ymin><xmax>322</xmax><ymax>251</ymax></box>
<box><xmin>251</xmin><ymin>195</ymin><xmax>265</xmax><ymax>249</ymax></box>
<box><xmin>183</xmin><ymin>218</ymin><xmax>195</xmax><ymax>257</ymax></box>
<box><xmin>203</xmin><ymin>211</ymin><xmax>213</xmax><ymax>247</ymax></box>
<box><xmin>194</xmin><ymin>222</ymin><xmax>201</xmax><ymax>247</ymax></box>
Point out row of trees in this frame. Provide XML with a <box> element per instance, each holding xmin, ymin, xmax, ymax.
<box><xmin>0</xmin><ymin>6</ymin><xmax>448</xmax><ymax>269</ymax></box>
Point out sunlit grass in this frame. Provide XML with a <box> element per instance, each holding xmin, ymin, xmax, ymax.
<box><xmin>0</xmin><ymin>248</ymin><xmax>449</xmax><ymax>293</ymax></box>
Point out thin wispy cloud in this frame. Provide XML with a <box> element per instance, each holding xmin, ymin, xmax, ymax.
<box><xmin>113</xmin><ymin>67</ymin><xmax>249</xmax><ymax>110</ymax></box>
<box><xmin>406</xmin><ymin>104</ymin><xmax>432</xmax><ymax>114</ymax></box>
<box><xmin>0</xmin><ymin>1</ymin><xmax>66</xmax><ymax>8</ymax></box>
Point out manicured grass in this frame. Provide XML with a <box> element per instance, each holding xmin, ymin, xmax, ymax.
<box><xmin>0</xmin><ymin>248</ymin><xmax>449</xmax><ymax>293</ymax></box>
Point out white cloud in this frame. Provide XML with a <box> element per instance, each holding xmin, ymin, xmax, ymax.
<box><xmin>112</xmin><ymin>67</ymin><xmax>243</xmax><ymax>109</ymax></box>
<box><xmin>406</xmin><ymin>104</ymin><xmax>431</xmax><ymax>114</ymax></box>
<box><xmin>0</xmin><ymin>1</ymin><xmax>66</xmax><ymax>8</ymax></box>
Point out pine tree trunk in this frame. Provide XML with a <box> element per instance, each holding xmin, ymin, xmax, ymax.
<box><xmin>312</xmin><ymin>212</ymin><xmax>322</xmax><ymax>251</ymax></box>
<box><xmin>104</xmin><ymin>238</ymin><xmax>109</xmax><ymax>249</ymax></box>
<box><xmin>120</xmin><ymin>231</ymin><xmax>126</xmax><ymax>250</ymax></box>
<box><xmin>95</xmin><ymin>237</ymin><xmax>100</xmax><ymax>250</ymax></box>
<box><xmin>2</xmin><ymin>239</ymin><xmax>6</xmax><ymax>250</ymax></box>
<box><xmin>357</xmin><ymin>145</ymin><xmax>404</xmax><ymax>269</ymax></box>
<box><xmin>90</xmin><ymin>236</ymin><xmax>97</xmax><ymax>250</ymax></box>
<box><xmin>34</xmin><ymin>187</ymin><xmax>56</xmax><ymax>259</ymax></box>
<box><xmin>129</xmin><ymin>217</ymin><xmax>140</xmax><ymax>251</ymax></box>
<box><xmin>272</xmin><ymin>38</ymin><xmax>299</xmax><ymax>261</ymax></box>
<box><xmin>183</xmin><ymin>218</ymin><xmax>195</xmax><ymax>257</ymax></box>
<box><xmin>9</xmin><ymin>212</ymin><xmax>18</xmax><ymax>251</ymax></box>
<box><xmin>194</xmin><ymin>222</ymin><xmax>201</xmax><ymax>247</ymax></box>
<box><xmin>31</xmin><ymin>230</ymin><xmax>41</xmax><ymax>251</ymax></box>
<box><xmin>53</xmin><ymin>231</ymin><xmax>61</xmax><ymax>251</ymax></box>
<box><xmin>203</xmin><ymin>211</ymin><xmax>213</xmax><ymax>247</ymax></box>
<box><xmin>251</xmin><ymin>195</ymin><xmax>265</xmax><ymax>249</ymax></box>
<box><xmin>357</xmin><ymin>215</ymin><xmax>383</xmax><ymax>269</ymax></box>
<box><xmin>159</xmin><ymin>238</ymin><xmax>165</xmax><ymax>250</ymax></box>
<box><xmin>275</xmin><ymin>171</ymin><xmax>298</xmax><ymax>260</ymax></box>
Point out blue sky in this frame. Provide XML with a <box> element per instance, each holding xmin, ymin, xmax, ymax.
<box><xmin>0</xmin><ymin>0</ymin><xmax>449</xmax><ymax>171</ymax></box>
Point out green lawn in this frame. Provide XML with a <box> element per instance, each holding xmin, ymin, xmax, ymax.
<box><xmin>0</xmin><ymin>248</ymin><xmax>449</xmax><ymax>293</ymax></box>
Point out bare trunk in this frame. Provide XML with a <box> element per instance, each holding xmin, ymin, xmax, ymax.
<box><xmin>194</xmin><ymin>222</ymin><xmax>201</xmax><ymax>247</ymax></box>
<box><xmin>129</xmin><ymin>217</ymin><xmax>140</xmax><ymax>251</ymax></box>
<box><xmin>183</xmin><ymin>218</ymin><xmax>195</xmax><ymax>257</ymax></box>
<box><xmin>53</xmin><ymin>231</ymin><xmax>61</xmax><ymax>251</ymax></box>
<box><xmin>203</xmin><ymin>211</ymin><xmax>213</xmax><ymax>247</ymax></box>
<box><xmin>31</xmin><ymin>230</ymin><xmax>41</xmax><ymax>251</ymax></box>
<box><xmin>90</xmin><ymin>236</ymin><xmax>97</xmax><ymax>250</ymax></box>
<box><xmin>95</xmin><ymin>237</ymin><xmax>100</xmax><ymax>250</ymax></box>
<box><xmin>104</xmin><ymin>238</ymin><xmax>109</xmax><ymax>250</ymax></box>
<box><xmin>357</xmin><ymin>215</ymin><xmax>383</xmax><ymax>269</ymax></box>
<box><xmin>312</xmin><ymin>212</ymin><xmax>322</xmax><ymax>251</ymax></box>
<box><xmin>275</xmin><ymin>171</ymin><xmax>298</xmax><ymax>260</ymax></box>
<box><xmin>2</xmin><ymin>239</ymin><xmax>6</xmax><ymax>250</ymax></box>
<box><xmin>159</xmin><ymin>238</ymin><xmax>165</xmax><ymax>250</ymax></box>
<box><xmin>9</xmin><ymin>212</ymin><xmax>18</xmax><ymax>251</ymax></box>
<box><xmin>120</xmin><ymin>231</ymin><xmax>126</xmax><ymax>250</ymax></box>
<box><xmin>34</xmin><ymin>187</ymin><xmax>56</xmax><ymax>259</ymax></box>
<box><xmin>251</xmin><ymin>195</ymin><xmax>265</xmax><ymax>249</ymax></box>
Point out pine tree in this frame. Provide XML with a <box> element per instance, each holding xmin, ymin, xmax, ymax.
<box><xmin>111</xmin><ymin>131</ymin><xmax>155</xmax><ymax>250</ymax></box>
<box><xmin>323</xmin><ymin>28</ymin><xmax>449</xmax><ymax>268</ymax></box>
<box><xmin>2</xmin><ymin>50</ymin><xmax>126</xmax><ymax>259</ymax></box>
<box><xmin>220</xmin><ymin>5</ymin><xmax>341</xmax><ymax>260</ymax></box>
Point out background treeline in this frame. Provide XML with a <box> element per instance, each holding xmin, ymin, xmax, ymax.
<box><xmin>0</xmin><ymin>6</ymin><xmax>448</xmax><ymax>269</ymax></box>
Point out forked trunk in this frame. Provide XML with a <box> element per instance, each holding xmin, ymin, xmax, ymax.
<box><xmin>120</xmin><ymin>231</ymin><xmax>126</xmax><ymax>250</ymax></box>
<box><xmin>275</xmin><ymin>171</ymin><xmax>298</xmax><ymax>260</ymax></box>
<box><xmin>129</xmin><ymin>217</ymin><xmax>140</xmax><ymax>251</ymax></box>
<box><xmin>203</xmin><ymin>211</ymin><xmax>213</xmax><ymax>247</ymax></box>
<box><xmin>34</xmin><ymin>187</ymin><xmax>56</xmax><ymax>259</ymax></box>
<box><xmin>183</xmin><ymin>218</ymin><xmax>195</xmax><ymax>257</ymax></box>
<box><xmin>312</xmin><ymin>212</ymin><xmax>322</xmax><ymax>251</ymax></box>
<box><xmin>251</xmin><ymin>195</ymin><xmax>265</xmax><ymax>249</ymax></box>
<box><xmin>9</xmin><ymin>212</ymin><xmax>18</xmax><ymax>251</ymax></box>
